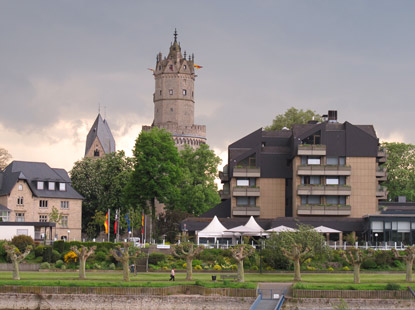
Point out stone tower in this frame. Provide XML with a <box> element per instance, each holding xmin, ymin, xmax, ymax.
<box><xmin>85</xmin><ymin>113</ymin><xmax>116</xmax><ymax>158</ymax></box>
<box><xmin>143</xmin><ymin>30</ymin><xmax>206</xmax><ymax>149</ymax></box>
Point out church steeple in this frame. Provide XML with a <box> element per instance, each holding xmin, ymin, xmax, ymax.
<box><xmin>85</xmin><ymin>114</ymin><xmax>116</xmax><ymax>158</ymax></box>
<box><xmin>168</xmin><ymin>28</ymin><xmax>182</xmax><ymax>60</ymax></box>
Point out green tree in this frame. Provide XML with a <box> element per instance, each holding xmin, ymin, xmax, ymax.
<box><xmin>392</xmin><ymin>247</ymin><xmax>415</xmax><ymax>282</ymax></box>
<box><xmin>110</xmin><ymin>242</ymin><xmax>142</xmax><ymax>282</ymax></box>
<box><xmin>342</xmin><ymin>248</ymin><xmax>374</xmax><ymax>284</ymax></box>
<box><xmin>70</xmin><ymin>151</ymin><xmax>132</xmax><ymax>233</ymax></box>
<box><xmin>157</xmin><ymin>209</ymin><xmax>190</xmax><ymax>243</ymax></box>
<box><xmin>3</xmin><ymin>243</ymin><xmax>32</xmax><ymax>280</ymax></box>
<box><xmin>172</xmin><ymin>242</ymin><xmax>204</xmax><ymax>280</ymax></box>
<box><xmin>265</xmin><ymin>107</ymin><xmax>322</xmax><ymax>131</ymax></box>
<box><xmin>0</xmin><ymin>147</ymin><xmax>12</xmax><ymax>170</ymax></box>
<box><xmin>381</xmin><ymin>142</ymin><xmax>415</xmax><ymax>201</ymax></box>
<box><xmin>71</xmin><ymin>245</ymin><xmax>96</xmax><ymax>279</ymax></box>
<box><xmin>230</xmin><ymin>244</ymin><xmax>255</xmax><ymax>282</ymax></box>
<box><xmin>125</xmin><ymin>127</ymin><xmax>182</xmax><ymax>240</ymax></box>
<box><xmin>175</xmin><ymin>144</ymin><xmax>221</xmax><ymax>215</ymax></box>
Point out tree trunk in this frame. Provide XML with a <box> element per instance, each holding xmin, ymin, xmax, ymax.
<box><xmin>237</xmin><ymin>260</ymin><xmax>244</xmax><ymax>282</ymax></box>
<box><xmin>123</xmin><ymin>259</ymin><xmax>130</xmax><ymax>282</ymax></box>
<box><xmin>353</xmin><ymin>263</ymin><xmax>360</xmax><ymax>284</ymax></box>
<box><xmin>293</xmin><ymin>258</ymin><xmax>301</xmax><ymax>282</ymax></box>
<box><xmin>186</xmin><ymin>257</ymin><xmax>193</xmax><ymax>280</ymax></box>
<box><xmin>79</xmin><ymin>258</ymin><xmax>86</xmax><ymax>279</ymax></box>
<box><xmin>406</xmin><ymin>260</ymin><xmax>413</xmax><ymax>282</ymax></box>
<box><xmin>12</xmin><ymin>260</ymin><xmax>20</xmax><ymax>280</ymax></box>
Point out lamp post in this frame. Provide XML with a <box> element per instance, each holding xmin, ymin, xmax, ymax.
<box><xmin>375</xmin><ymin>233</ymin><xmax>378</xmax><ymax>249</ymax></box>
<box><xmin>67</xmin><ymin>230</ymin><xmax>70</xmax><ymax>242</ymax></box>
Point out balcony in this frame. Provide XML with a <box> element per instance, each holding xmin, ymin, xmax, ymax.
<box><xmin>232</xmin><ymin>206</ymin><xmax>260</xmax><ymax>216</ymax></box>
<box><xmin>219</xmin><ymin>189</ymin><xmax>230</xmax><ymax>200</ymax></box>
<box><xmin>233</xmin><ymin>167</ymin><xmax>260</xmax><ymax>177</ymax></box>
<box><xmin>376</xmin><ymin>167</ymin><xmax>387</xmax><ymax>181</ymax></box>
<box><xmin>219</xmin><ymin>165</ymin><xmax>229</xmax><ymax>182</ymax></box>
<box><xmin>297</xmin><ymin>204</ymin><xmax>351</xmax><ymax>216</ymax></box>
<box><xmin>297</xmin><ymin>184</ymin><xmax>351</xmax><ymax>196</ymax></box>
<box><xmin>377</xmin><ymin>149</ymin><xmax>387</xmax><ymax>163</ymax></box>
<box><xmin>233</xmin><ymin>186</ymin><xmax>260</xmax><ymax>197</ymax></box>
<box><xmin>298</xmin><ymin>144</ymin><xmax>326</xmax><ymax>156</ymax></box>
<box><xmin>297</xmin><ymin>165</ymin><xmax>351</xmax><ymax>176</ymax></box>
<box><xmin>376</xmin><ymin>185</ymin><xmax>388</xmax><ymax>199</ymax></box>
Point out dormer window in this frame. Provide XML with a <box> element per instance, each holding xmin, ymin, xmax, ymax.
<box><xmin>94</xmin><ymin>149</ymin><xmax>100</xmax><ymax>157</ymax></box>
<box><xmin>37</xmin><ymin>181</ymin><xmax>44</xmax><ymax>190</ymax></box>
<box><xmin>59</xmin><ymin>183</ymin><xmax>66</xmax><ymax>191</ymax></box>
<box><xmin>48</xmin><ymin>182</ymin><xmax>55</xmax><ymax>191</ymax></box>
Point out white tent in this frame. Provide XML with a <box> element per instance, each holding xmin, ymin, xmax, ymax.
<box><xmin>267</xmin><ymin>225</ymin><xmax>296</xmax><ymax>233</ymax></box>
<box><xmin>196</xmin><ymin>216</ymin><xmax>234</xmax><ymax>245</ymax></box>
<box><xmin>313</xmin><ymin>226</ymin><xmax>341</xmax><ymax>233</ymax></box>
<box><xmin>226</xmin><ymin>216</ymin><xmax>268</xmax><ymax>236</ymax></box>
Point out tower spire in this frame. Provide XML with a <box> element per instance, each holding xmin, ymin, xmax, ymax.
<box><xmin>174</xmin><ymin>28</ymin><xmax>178</xmax><ymax>43</ymax></box>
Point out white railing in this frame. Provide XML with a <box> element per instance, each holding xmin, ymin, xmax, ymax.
<box><xmin>325</xmin><ymin>241</ymin><xmax>407</xmax><ymax>251</ymax></box>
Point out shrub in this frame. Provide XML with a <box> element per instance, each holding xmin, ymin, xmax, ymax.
<box><xmin>386</xmin><ymin>283</ymin><xmax>401</xmax><ymax>290</ymax></box>
<box><xmin>61</xmin><ymin>265</ymin><xmax>67</xmax><ymax>270</ymax></box>
<box><xmin>94</xmin><ymin>251</ymin><xmax>107</xmax><ymax>262</ymax></box>
<box><xmin>51</xmin><ymin>250</ymin><xmax>60</xmax><ymax>263</ymax></box>
<box><xmin>362</xmin><ymin>259</ymin><xmax>377</xmax><ymax>270</ymax></box>
<box><xmin>192</xmin><ymin>259</ymin><xmax>202</xmax><ymax>267</ymax></box>
<box><xmin>194</xmin><ymin>265</ymin><xmax>203</xmax><ymax>271</ymax></box>
<box><xmin>55</xmin><ymin>260</ymin><xmax>64</xmax><ymax>268</ymax></box>
<box><xmin>34</xmin><ymin>256</ymin><xmax>43</xmax><ymax>263</ymax></box>
<box><xmin>393</xmin><ymin>260</ymin><xmax>404</xmax><ymax>269</ymax></box>
<box><xmin>342</xmin><ymin>266</ymin><xmax>350</xmax><ymax>271</ymax></box>
<box><xmin>108</xmin><ymin>263</ymin><xmax>115</xmax><ymax>270</ymax></box>
<box><xmin>374</xmin><ymin>251</ymin><xmax>394</xmax><ymax>267</ymax></box>
<box><xmin>53</xmin><ymin>240</ymin><xmax>66</xmax><ymax>253</ymax></box>
<box><xmin>40</xmin><ymin>262</ymin><xmax>50</xmax><ymax>269</ymax></box>
<box><xmin>42</xmin><ymin>246</ymin><xmax>53</xmax><ymax>263</ymax></box>
<box><xmin>328</xmin><ymin>267</ymin><xmax>334</xmax><ymax>271</ymax></box>
<box><xmin>35</xmin><ymin>245</ymin><xmax>46</xmax><ymax>257</ymax></box>
<box><xmin>251</xmin><ymin>265</ymin><xmax>259</xmax><ymax>271</ymax></box>
<box><xmin>64</xmin><ymin>251</ymin><xmax>78</xmax><ymax>263</ymax></box>
<box><xmin>11</xmin><ymin>235</ymin><xmax>34</xmax><ymax>253</ymax></box>
<box><xmin>25</xmin><ymin>251</ymin><xmax>36</xmax><ymax>261</ymax></box>
<box><xmin>148</xmin><ymin>253</ymin><xmax>166</xmax><ymax>265</ymax></box>
<box><xmin>213</xmin><ymin>264</ymin><xmax>222</xmax><ymax>271</ymax></box>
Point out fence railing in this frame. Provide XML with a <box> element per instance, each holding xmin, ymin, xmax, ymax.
<box><xmin>326</xmin><ymin>241</ymin><xmax>407</xmax><ymax>251</ymax></box>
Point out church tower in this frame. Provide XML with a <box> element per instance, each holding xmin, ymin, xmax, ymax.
<box><xmin>85</xmin><ymin>113</ymin><xmax>116</xmax><ymax>158</ymax></box>
<box><xmin>143</xmin><ymin>30</ymin><xmax>206</xmax><ymax>149</ymax></box>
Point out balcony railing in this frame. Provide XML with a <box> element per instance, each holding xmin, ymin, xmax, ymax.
<box><xmin>298</xmin><ymin>144</ymin><xmax>326</xmax><ymax>156</ymax></box>
<box><xmin>376</xmin><ymin>167</ymin><xmax>387</xmax><ymax>181</ymax></box>
<box><xmin>219</xmin><ymin>189</ymin><xmax>230</xmax><ymax>200</ymax></box>
<box><xmin>297</xmin><ymin>204</ymin><xmax>351</xmax><ymax>216</ymax></box>
<box><xmin>219</xmin><ymin>171</ymin><xmax>229</xmax><ymax>182</ymax></box>
<box><xmin>233</xmin><ymin>167</ymin><xmax>260</xmax><ymax>177</ymax></box>
<box><xmin>297</xmin><ymin>165</ymin><xmax>351</xmax><ymax>176</ymax></box>
<box><xmin>376</xmin><ymin>185</ymin><xmax>388</xmax><ymax>199</ymax></box>
<box><xmin>232</xmin><ymin>206</ymin><xmax>260</xmax><ymax>216</ymax></box>
<box><xmin>297</xmin><ymin>184</ymin><xmax>351</xmax><ymax>196</ymax></box>
<box><xmin>233</xmin><ymin>186</ymin><xmax>260</xmax><ymax>197</ymax></box>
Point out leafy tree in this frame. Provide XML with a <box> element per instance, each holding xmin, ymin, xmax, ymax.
<box><xmin>11</xmin><ymin>235</ymin><xmax>34</xmax><ymax>254</ymax></box>
<box><xmin>381</xmin><ymin>142</ymin><xmax>415</xmax><ymax>201</ymax></box>
<box><xmin>70</xmin><ymin>151</ymin><xmax>132</xmax><ymax>233</ymax></box>
<box><xmin>157</xmin><ymin>209</ymin><xmax>190</xmax><ymax>243</ymax></box>
<box><xmin>110</xmin><ymin>243</ymin><xmax>141</xmax><ymax>281</ymax></box>
<box><xmin>267</xmin><ymin>224</ymin><xmax>327</xmax><ymax>281</ymax></box>
<box><xmin>125</xmin><ymin>127</ymin><xmax>182</xmax><ymax>240</ymax></box>
<box><xmin>71</xmin><ymin>245</ymin><xmax>96</xmax><ymax>279</ymax></box>
<box><xmin>342</xmin><ymin>248</ymin><xmax>374</xmax><ymax>284</ymax></box>
<box><xmin>230</xmin><ymin>244</ymin><xmax>255</xmax><ymax>282</ymax></box>
<box><xmin>174</xmin><ymin>144</ymin><xmax>221</xmax><ymax>216</ymax></box>
<box><xmin>265</xmin><ymin>107</ymin><xmax>322</xmax><ymax>131</ymax></box>
<box><xmin>392</xmin><ymin>247</ymin><xmax>415</xmax><ymax>282</ymax></box>
<box><xmin>3</xmin><ymin>243</ymin><xmax>32</xmax><ymax>280</ymax></box>
<box><xmin>49</xmin><ymin>206</ymin><xmax>63</xmax><ymax>224</ymax></box>
<box><xmin>0</xmin><ymin>147</ymin><xmax>12</xmax><ymax>170</ymax></box>
<box><xmin>172</xmin><ymin>242</ymin><xmax>204</xmax><ymax>280</ymax></box>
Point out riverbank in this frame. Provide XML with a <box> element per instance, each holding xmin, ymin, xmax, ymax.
<box><xmin>283</xmin><ymin>297</ymin><xmax>415</xmax><ymax>309</ymax></box>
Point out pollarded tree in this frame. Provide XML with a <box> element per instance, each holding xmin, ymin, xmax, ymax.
<box><xmin>230</xmin><ymin>244</ymin><xmax>255</xmax><ymax>283</ymax></box>
<box><xmin>342</xmin><ymin>248</ymin><xmax>374</xmax><ymax>284</ymax></box>
<box><xmin>110</xmin><ymin>242</ymin><xmax>141</xmax><ymax>281</ymax></box>
<box><xmin>265</xmin><ymin>107</ymin><xmax>322</xmax><ymax>131</ymax></box>
<box><xmin>3</xmin><ymin>244</ymin><xmax>32</xmax><ymax>280</ymax></box>
<box><xmin>282</xmin><ymin>244</ymin><xmax>311</xmax><ymax>282</ymax></box>
<box><xmin>392</xmin><ymin>246</ymin><xmax>415</xmax><ymax>282</ymax></box>
<box><xmin>172</xmin><ymin>242</ymin><xmax>204</xmax><ymax>280</ymax></box>
<box><xmin>71</xmin><ymin>245</ymin><xmax>97</xmax><ymax>279</ymax></box>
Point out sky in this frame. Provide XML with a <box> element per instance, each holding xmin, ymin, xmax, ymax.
<box><xmin>1</xmin><ymin>1</ymin><xmax>415</xmax><ymax>173</ymax></box>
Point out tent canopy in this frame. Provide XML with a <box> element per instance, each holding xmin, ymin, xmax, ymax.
<box><xmin>313</xmin><ymin>225</ymin><xmax>341</xmax><ymax>233</ymax></box>
<box><xmin>197</xmin><ymin>216</ymin><xmax>234</xmax><ymax>238</ymax></box>
<box><xmin>267</xmin><ymin>225</ymin><xmax>296</xmax><ymax>233</ymax></box>
<box><xmin>225</xmin><ymin>216</ymin><xmax>268</xmax><ymax>236</ymax></box>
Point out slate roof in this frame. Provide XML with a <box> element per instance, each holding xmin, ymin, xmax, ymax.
<box><xmin>0</xmin><ymin>161</ymin><xmax>83</xmax><ymax>199</ymax></box>
<box><xmin>85</xmin><ymin>114</ymin><xmax>116</xmax><ymax>156</ymax></box>
<box><xmin>0</xmin><ymin>204</ymin><xmax>10</xmax><ymax>211</ymax></box>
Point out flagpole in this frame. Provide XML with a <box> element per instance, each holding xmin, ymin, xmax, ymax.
<box><xmin>108</xmin><ymin>208</ymin><xmax>110</xmax><ymax>242</ymax></box>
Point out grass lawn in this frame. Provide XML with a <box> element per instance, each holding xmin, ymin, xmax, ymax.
<box><xmin>0</xmin><ymin>271</ymin><xmax>413</xmax><ymax>290</ymax></box>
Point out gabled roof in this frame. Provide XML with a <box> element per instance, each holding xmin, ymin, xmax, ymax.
<box><xmin>85</xmin><ymin>114</ymin><xmax>116</xmax><ymax>156</ymax></box>
<box><xmin>0</xmin><ymin>204</ymin><xmax>10</xmax><ymax>212</ymax></box>
<box><xmin>0</xmin><ymin>161</ymin><xmax>83</xmax><ymax>199</ymax></box>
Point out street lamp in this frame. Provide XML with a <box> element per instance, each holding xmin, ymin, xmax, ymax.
<box><xmin>67</xmin><ymin>230</ymin><xmax>70</xmax><ymax>242</ymax></box>
<box><xmin>375</xmin><ymin>233</ymin><xmax>378</xmax><ymax>249</ymax></box>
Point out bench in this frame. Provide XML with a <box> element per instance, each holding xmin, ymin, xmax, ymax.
<box><xmin>220</xmin><ymin>275</ymin><xmax>238</xmax><ymax>281</ymax></box>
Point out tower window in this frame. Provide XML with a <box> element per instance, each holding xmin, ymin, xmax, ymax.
<box><xmin>94</xmin><ymin>149</ymin><xmax>100</xmax><ymax>157</ymax></box>
<box><xmin>169</xmin><ymin>65</ymin><xmax>173</xmax><ymax>71</ymax></box>
<box><xmin>160</xmin><ymin>90</ymin><xmax>162</xmax><ymax>95</ymax></box>
<box><xmin>169</xmin><ymin>89</ymin><xmax>173</xmax><ymax>95</ymax></box>
<box><xmin>158</xmin><ymin>65</ymin><xmax>161</xmax><ymax>70</ymax></box>
<box><xmin>182</xmin><ymin>89</ymin><xmax>187</xmax><ymax>95</ymax></box>
<box><xmin>184</xmin><ymin>65</ymin><xmax>187</xmax><ymax>70</ymax></box>
<box><xmin>170</xmin><ymin>108</ymin><xmax>174</xmax><ymax>112</ymax></box>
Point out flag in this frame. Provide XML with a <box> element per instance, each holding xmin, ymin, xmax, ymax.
<box><xmin>104</xmin><ymin>212</ymin><xmax>109</xmax><ymax>234</ymax></box>
<box><xmin>125</xmin><ymin>213</ymin><xmax>130</xmax><ymax>233</ymax></box>
<box><xmin>114</xmin><ymin>210</ymin><xmax>118</xmax><ymax>235</ymax></box>
<box><xmin>193</xmin><ymin>64</ymin><xmax>203</xmax><ymax>69</ymax></box>
<box><xmin>147</xmin><ymin>68</ymin><xmax>155</xmax><ymax>72</ymax></box>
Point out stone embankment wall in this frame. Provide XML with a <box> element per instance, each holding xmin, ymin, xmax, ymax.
<box><xmin>0</xmin><ymin>294</ymin><xmax>255</xmax><ymax>310</ymax></box>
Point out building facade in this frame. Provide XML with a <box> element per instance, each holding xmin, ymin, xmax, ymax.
<box><xmin>0</xmin><ymin>161</ymin><xmax>83</xmax><ymax>241</ymax></box>
<box><xmin>218</xmin><ymin>110</ymin><xmax>387</xmax><ymax>219</ymax></box>
<box><xmin>143</xmin><ymin>30</ymin><xmax>206</xmax><ymax>150</ymax></box>
<box><xmin>85</xmin><ymin>113</ymin><xmax>116</xmax><ymax>158</ymax></box>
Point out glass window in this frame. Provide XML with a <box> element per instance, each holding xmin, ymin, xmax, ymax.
<box><xmin>61</xmin><ymin>201</ymin><xmax>69</xmax><ymax>209</ymax></box>
<box><xmin>392</xmin><ymin>222</ymin><xmax>398</xmax><ymax>230</ymax></box>
<box><xmin>236</xmin><ymin>179</ymin><xmax>249</xmax><ymax>187</ymax></box>
<box><xmin>339</xmin><ymin>157</ymin><xmax>346</xmax><ymax>166</ymax></box>
<box><xmin>16</xmin><ymin>229</ymin><xmax>28</xmax><ymax>235</ymax></box>
<box><xmin>169</xmin><ymin>89</ymin><xmax>173</xmax><ymax>95</ymax></box>
<box><xmin>385</xmin><ymin>222</ymin><xmax>392</xmax><ymax>229</ymax></box>
<box><xmin>326</xmin><ymin>177</ymin><xmax>339</xmax><ymax>185</ymax></box>
<box><xmin>310</xmin><ymin>176</ymin><xmax>320</xmax><ymax>185</ymax></box>
<box><xmin>39</xmin><ymin>215</ymin><xmax>48</xmax><ymax>222</ymax></box>
<box><xmin>182</xmin><ymin>89</ymin><xmax>187</xmax><ymax>95</ymax></box>
<box><xmin>17</xmin><ymin>197</ymin><xmax>24</xmax><ymax>205</ymax></box>
<box><xmin>15</xmin><ymin>212</ymin><xmax>25</xmax><ymax>222</ymax></box>
<box><xmin>18</xmin><ymin>184</ymin><xmax>23</xmax><ymax>191</ymax></box>
<box><xmin>59</xmin><ymin>183</ymin><xmax>66</xmax><ymax>191</ymax></box>
<box><xmin>39</xmin><ymin>200</ymin><xmax>48</xmax><ymax>208</ymax></box>
<box><xmin>339</xmin><ymin>196</ymin><xmax>346</xmax><ymax>204</ymax></box>
<box><xmin>339</xmin><ymin>176</ymin><xmax>346</xmax><ymax>185</ymax></box>
<box><xmin>326</xmin><ymin>196</ymin><xmax>339</xmax><ymax>205</ymax></box>
<box><xmin>0</xmin><ymin>211</ymin><xmax>10</xmax><ymax>222</ymax></box>
<box><xmin>301</xmin><ymin>156</ymin><xmax>307</xmax><ymax>165</ymax></box>
<box><xmin>61</xmin><ymin>215</ymin><xmax>68</xmax><ymax>228</ymax></box>
<box><xmin>326</xmin><ymin>157</ymin><xmax>338</xmax><ymax>165</ymax></box>
<box><xmin>371</xmin><ymin>221</ymin><xmax>383</xmax><ymax>232</ymax></box>
<box><xmin>37</xmin><ymin>181</ymin><xmax>44</xmax><ymax>190</ymax></box>
<box><xmin>398</xmin><ymin>222</ymin><xmax>410</xmax><ymax>233</ymax></box>
<box><xmin>307</xmin><ymin>157</ymin><xmax>321</xmax><ymax>165</ymax></box>
<box><xmin>48</xmin><ymin>182</ymin><xmax>55</xmax><ymax>191</ymax></box>
<box><xmin>236</xmin><ymin>197</ymin><xmax>248</xmax><ymax>205</ymax></box>
<box><xmin>308</xmin><ymin>196</ymin><xmax>321</xmax><ymax>205</ymax></box>
<box><xmin>249</xmin><ymin>178</ymin><xmax>256</xmax><ymax>186</ymax></box>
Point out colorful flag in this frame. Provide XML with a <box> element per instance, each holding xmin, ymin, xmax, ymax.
<box><xmin>193</xmin><ymin>64</ymin><xmax>203</xmax><ymax>69</ymax></box>
<box><xmin>114</xmin><ymin>210</ymin><xmax>118</xmax><ymax>234</ymax></box>
<box><xmin>125</xmin><ymin>213</ymin><xmax>130</xmax><ymax>233</ymax></box>
<box><xmin>104</xmin><ymin>212</ymin><xmax>109</xmax><ymax>234</ymax></box>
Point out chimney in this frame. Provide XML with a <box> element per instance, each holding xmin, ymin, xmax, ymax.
<box><xmin>328</xmin><ymin>110</ymin><xmax>337</xmax><ymax>123</ymax></box>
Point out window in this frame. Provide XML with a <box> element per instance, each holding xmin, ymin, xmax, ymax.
<box><xmin>61</xmin><ymin>201</ymin><xmax>69</xmax><ymax>209</ymax></box>
<box><xmin>326</xmin><ymin>157</ymin><xmax>338</xmax><ymax>165</ymax></box>
<box><xmin>169</xmin><ymin>65</ymin><xmax>173</xmax><ymax>71</ymax></box>
<box><xmin>18</xmin><ymin>184</ymin><xmax>23</xmax><ymax>191</ymax></box>
<box><xmin>183</xmin><ymin>65</ymin><xmax>187</xmax><ymax>70</ymax></box>
<box><xmin>16</xmin><ymin>229</ymin><xmax>28</xmax><ymax>235</ymax></box>
<box><xmin>15</xmin><ymin>212</ymin><xmax>25</xmax><ymax>222</ymax></box>
<box><xmin>39</xmin><ymin>200</ymin><xmax>48</xmax><ymax>208</ymax></box>
<box><xmin>37</xmin><ymin>181</ymin><xmax>44</xmax><ymax>190</ymax></box>
<box><xmin>159</xmin><ymin>90</ymin><xmax>162</xmax><ymax>95</ymax></box>
<box><xmin>237</xmin><ymin>179</ymin><xmax>249</xmax><ymax>187</ymax></box>
<box><xmin>61</xmin><ymin>215</ymin><xmax>68</xmax><ymax>228</ymax></box>
<box><xmin>301</xmin><ymin>176</ymin><xmax>321</xmax><ymax>185</ymax></box>
<box><xmin>182</xmin><ymin>89</ymin><xmax>187</xmax><ymax>95</ymax></box>
<box><xmin>48</xmin><ymin>182</ymin><xmax>55</xmax><ymax>191</ymax></box>
<box><xmin>0</xmin><ymin>211</ymin><xmax>10</xmax><ymax>222</ymax></box>
<box><xmin>17</xmin><ymin>197</ymin><xmax>24</xmax><ymax>205</ymax></box>
<box><xmin>169</xmin><ymin>89</ymin><xmax>173</xmax><ymax>95</ymax></box>
<box><xmin>307</xmin><ymin>157</ymin><xmax>321</xmax><ymax>165</ymax></box>
<box><xmin>301</xmin><ymin>196</ymin><xmax>321</xmax><ymax>205</ymax></box>
<box><xmin>94</xmin><ymin>149</ymin><xmax>100</xmax><ymax>157</ymax></box>
<box><xmin>326</xmin><ymin>196</ymin><xmax>346</xmax><ymax>205</ymax></box>
<box><xmin>39</xmin><ymin>215</ymin><xmax>48</xmax><ymax>222</ymax></box>
<box><xmin>59</xmin><ymin>183</ymin><xmax>66</xmax><ymax>191</ymax></box>
<box><xmin>236</xmin><ymin>197</ymin><xmax>256</xmax><ymax>206</ymax></box>
<box><xmin>326</xmin><ymin>177</ymin><xmax>339</xmax><ymax>185</ymax></box>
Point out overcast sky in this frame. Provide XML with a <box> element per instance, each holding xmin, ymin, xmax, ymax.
<box><xmin>1</xmin><ymin>1</ymin><xmax>414</xmax><ymax>172</ymax></box>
